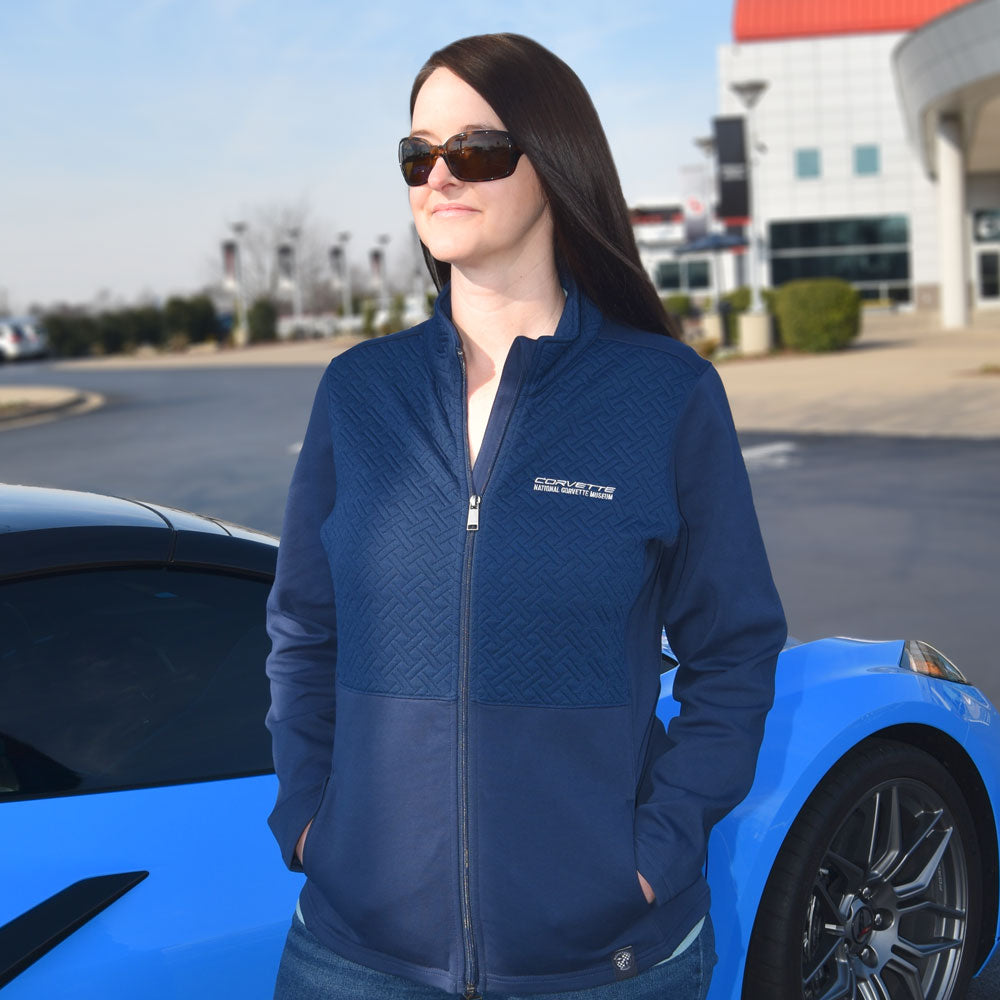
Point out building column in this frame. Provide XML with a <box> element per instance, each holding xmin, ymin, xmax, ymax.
<box><xmin>936</xmin><ymin>114</ymin><xmax>968</xmax><ymax>329</ymax></box>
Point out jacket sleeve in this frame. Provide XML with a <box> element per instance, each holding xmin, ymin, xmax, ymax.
<box><xmin>634</xmin><ymin>364</ymin><xmax>787</xmax><ymax>906</ymax></box>
<box><xmin>264</xmin><ymin>366</ymin><xmax>338</xmax><ymax>871</ymax></box>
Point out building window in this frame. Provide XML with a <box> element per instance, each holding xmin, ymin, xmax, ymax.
<box><xmin>771</xmin><ymin>251</ymin><xmax>909</xmax><ymax>285</ymax></box>
<box><xmin>769</xmin><ymin>215</ymin><xmax>911</xmax><ymax>302</ymax></box>
<box><xmin>771</xmin><ymin>216</ymin><xmax>907</xmax><ymax>252</ymax></box>
<box><xmin>854</xmin><ymin>145</ymin><xmax>880</xmax><ymax>176</ymax></box>
<box><xmin>655</xmin><ymin>261</ymin><xmax>681</xmax><ymax>290</ymax></box>
<box><xmin>653</xmin><ymin>259</ymin><xmax>712</xmax><ymax>293</ymax></box>
<box><xmin>686</xmin><ymin>260</ymin><xmax>710</xmax><ymax>290</ymax></box>
<box><xmin>795</xmin><ymin>148</ymin><xmax>821</xmax><ymax>179</ymax></box>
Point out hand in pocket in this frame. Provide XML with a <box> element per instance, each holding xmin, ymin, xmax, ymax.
<box><xmin>637</xmin><ymin>870</ymin><xmax>656</xmax><ymax>904</ymax></box>
<box><xmin>296</xmin><ymin>819</ymin><xmax>313</xmax><ymax>867</ymax></box>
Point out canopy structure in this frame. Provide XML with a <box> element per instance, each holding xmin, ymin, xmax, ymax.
<box><xmin>733</xmin><ymin>0</ymin><xmax>974</xmax><ymax>41</ymax></box>
<box><xmin>894</xmin><ymin>0</ymin><xmax>1000</xmax><ymax>325</ymax></box>
<box><xmin>673</xmin><ymin>233</ymin><xmax>747</xmax><ymax>256</ymax></box>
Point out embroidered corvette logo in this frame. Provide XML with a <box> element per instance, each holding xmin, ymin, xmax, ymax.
<box><xmin>533</xmin><ymin>477</ymin><xmax>616</xmax><ymax>501</ymax></box>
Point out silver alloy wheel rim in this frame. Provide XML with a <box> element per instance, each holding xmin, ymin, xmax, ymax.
<box><xmin>801</xmin><ymin>777</ymin><xmax>968</xmax><ymax>1000</ymax></box>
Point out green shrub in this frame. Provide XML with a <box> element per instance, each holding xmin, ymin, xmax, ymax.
<box><xmin>186</xmin><ymin>295</ymin><xmax>220</xmax><ymax>343</ymax></box>
<box><xmin>129</xmin><ymin>305</ymin><xmax>165</xmax><ymax>349</ymax></box>
<box><xmin>379</xmin><ymin>293</ymin><xmax>407</xmax><ymax>336</ymax></box>
<box><xmin>761</xmin><ymin>288</ymin><xmax>781</xmax><ymax>343</ymax></box>
<box><xmin>361</xmin><ymin>299</ymin><xmax>377</xmax><ymax>337</ymax></box>
<box><xmin>41</xmin><ymin>313</ymin><xmax>98</xmax><ymax>358</ymax></box>
<box><xmin>164</xmin><ymin>297</ymin><xmax>191</xmax><ymax>340</ymax></box>
<box><xmin>718</xmin><ymin>286</ymin><xmax>749</xmax><ymax>343</ymax></box>
<box><xmin>42</xmin><ymin>301</ymin><xmax>208</xmax><ymax>357</ymax></box>
<box><xmin>165</xmin><ymin>295</ymin><xmax>219</xmax><ymax>344</ymax></box>
<box><xmin>774</xmin><ymin>278</ymin><xmax>861</xmax><ymax>352</ymax></box>
<box><xmin>661</xmin><ymin>293</ymin><xmax>691</xmax><ymax>319</ymax></box>
<box><xmin>721</xmin><ymin>286</ymin><xmax>752</xmax><ymax>314</ymax></box>
<box><xmin>247</xmin><ymin>298</ymin><xmax>278</xmax><ymax>343</ymax></box>
<box><xmin>716</xmin><ymin>286</ymin><xmax>778</xmax><ymax>343</ymax></box>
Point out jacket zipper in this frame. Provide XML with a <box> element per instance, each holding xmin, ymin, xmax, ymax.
<box><xmin>455</xmin><ymin>341</ymin><xmax>527</xmax><ymax>1000</ymax></box>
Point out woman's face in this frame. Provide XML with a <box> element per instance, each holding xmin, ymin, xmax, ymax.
<box><xmin>407</xmin><ymin>67</ymin><xmax>553</xmax><ymax>279</ymax></box>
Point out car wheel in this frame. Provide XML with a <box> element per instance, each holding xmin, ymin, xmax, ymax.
<box><xmin>743</xmin><ymin>738</ymin><xmax>982</xmax><ymax>1000</ymax></box>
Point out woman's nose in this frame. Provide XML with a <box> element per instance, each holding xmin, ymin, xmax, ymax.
<box><xmin>426</xmin><ymin>153</ymin><xmax>458</xmax><ymax>190</ymax></box>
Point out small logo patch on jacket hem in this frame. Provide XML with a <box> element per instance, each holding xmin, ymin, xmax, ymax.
<box><xmin>612</xmin><ymin>946</ymin><xmax>636</xmax><ymax>980</ymax></box>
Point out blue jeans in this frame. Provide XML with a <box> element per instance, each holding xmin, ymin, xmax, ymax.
<box><xmin>273</xmin><ymin>907</ymin><xmax>716</xmax><ymax>1000</ymax></box>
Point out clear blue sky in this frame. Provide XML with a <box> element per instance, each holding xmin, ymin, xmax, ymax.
<box><xmin>0</xmin><ymin>0</ymin><xmax>734</xmax><ymax>310</ymax></box>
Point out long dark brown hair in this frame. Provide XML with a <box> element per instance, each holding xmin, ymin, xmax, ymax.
<box><xmin>409</xmin><ymin>33</ymin><xmax>679</xmax><ymax>338</ymax></box>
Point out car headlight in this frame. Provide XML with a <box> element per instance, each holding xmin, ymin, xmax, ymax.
<box><xmin>900</xmin><ymin>639</ymin><xmax>969</xmax><ymax>684</ymax></box>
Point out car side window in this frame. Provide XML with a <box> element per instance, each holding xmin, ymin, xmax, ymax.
<box><xmin>0</xmin><ymin>566</ymin><xmax>274</xmax><ymax>799</ymax></box>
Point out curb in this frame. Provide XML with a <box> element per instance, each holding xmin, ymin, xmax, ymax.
<box><xmin>0</xmin><ymin>391</ymin><xmax>105</xmax><ymax>431</ymax></box>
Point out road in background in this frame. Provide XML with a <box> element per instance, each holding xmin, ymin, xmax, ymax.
<box><xmin>742</xmin><ymin>431</ymin><xmax>998</xmax><ymax>692</ymax></box>
<box><xmin>0</xmin><ymin>362</ymin><xmax>314</xmax><ymax>533</ymax></box>
<box><xmin>2</xmin><ymin>362</ymin><xmax>997</xmax><ymax>693</ymax></box>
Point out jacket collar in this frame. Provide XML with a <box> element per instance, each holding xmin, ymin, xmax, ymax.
<box><xmin>426</xmin><ymin>271</ymin><xmax>605</xmax><ymax>394</ymax></box>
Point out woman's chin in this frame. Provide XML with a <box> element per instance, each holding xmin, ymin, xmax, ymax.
<box><xmin>422</xmin><ymin>242</ymin><xmax>479</xmax><ymax>270</ymax></box>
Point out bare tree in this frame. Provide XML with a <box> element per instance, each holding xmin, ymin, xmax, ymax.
<box><xmin>209</xmin><ymin>202</ymin><xmax>428</xmax><ymax>320</ymax></box>
<box><xmin>212</xmin><ymin>201</ymin><xmax>337</xmax><ymax>313</ymax></box>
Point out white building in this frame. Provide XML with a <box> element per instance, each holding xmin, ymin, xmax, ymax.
<box><xmin>631</xmin><ymin>203</ymin><xmax>712</xmax><ymax>301</ymax></box>
<box><xmin>718</xmin><ymin>0</ymin><xmax>1000</xmax><ymax>327</ymax></box>
<box><xmin>636</xmin><ymin>0</ymin><xmax>1000</xmax><ymax>327</ymax></box>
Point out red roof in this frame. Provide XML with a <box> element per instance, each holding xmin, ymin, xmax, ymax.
<box><xmin>733</xmin><ymin>0</ymin><xmax>976</xmax><ymax>41</ymax></box>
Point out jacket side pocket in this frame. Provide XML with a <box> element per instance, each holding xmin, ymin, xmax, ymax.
<box><xmin>300</xmin><ymin>774</ymin><xmax>333</xmax><ymax>875</ymax></box>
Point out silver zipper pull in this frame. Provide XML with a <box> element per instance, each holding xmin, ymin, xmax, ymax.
<box><xmin>466</xmin><ymin>494</ymin><xmax>480</xmax><ymax>530</ymax></box>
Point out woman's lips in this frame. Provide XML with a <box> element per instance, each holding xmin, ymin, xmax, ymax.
<box><xmin>432</xmin><ymin>203</ymin><xmax>477</xmax><ymax>217</ymax></box>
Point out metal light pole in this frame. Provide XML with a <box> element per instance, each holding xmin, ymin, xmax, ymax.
<box><xmin>377</xmin><ymin>234</ymin><xmax>391</xmax><ymax>312</ymax></box>
<box><xmin>338</xmin><ymin>231</ymin><xmax>351</xmax><ymax>317</ymax></box>
<box><xmin>410</xmin><ymin>223</ymin><xmax>425</xmax><ymax>298</ymax></box>
<box><xmin>287</xmin><ymin>226</ymin><xmax>303</xmax><ymax>320</ymax></box>
<box><xmin>730</xmin><ymin>79</ymin><xmax>768</xmax><ymax>314</ymax></box>
<box><xmin>693</xmin><ymin>135</ymin><xmax>720</xmax><ymax>304</ymax></box>
<box><xmin>230</xmin><ymin>221</ymin><xmax>249</xmax><ymax>346</ymax></box>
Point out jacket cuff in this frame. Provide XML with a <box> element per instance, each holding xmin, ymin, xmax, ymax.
<box><xmin>267</xmin><ymin>782</ymin><xmax>327</xmax><ymax>872</ymax></box>
<box><xmin>634</xmin><ymin>826</ymin><xmax>701</xmax><ymax>908</ymax></box>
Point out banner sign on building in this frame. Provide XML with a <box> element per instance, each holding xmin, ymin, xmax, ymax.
<box><xmin>221</xmin><ymin>240</ymin><xmax>238</xmax><ymax>291</ymax></box>
<box><xmin>329</xmin><ymin>244</ymin><xmax>344</xmax><ymax>276</ymax></box>
<box><xmin>277</xmin><ymin>243</ymin><xmax>295</xmax><ymax>291</ymax></box>
<box><xmin>713</xmin><ymin>116</ymin><xmax>749</xmax><ymax>222</ymax></box>
<box><xmin>974</xmin><ymin>210</ymin><xmax>1000</xmax><ymax>243</ymax></box>
<box><xmin>680</xmin><ymin>163</ymin><xmax>710</xmax><ymax>243</ymax></box>
<box><xmin>629</xmin><ymin>205</ymin><xmax>685</xmax><ymax>247</ymax></box>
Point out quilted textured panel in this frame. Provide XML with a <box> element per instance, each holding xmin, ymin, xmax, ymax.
<box><xmin>470</xmin><ymin>336</ymin><xmax>701</xmax><ymax>707</ymax></box>
<box><xmin>322</xmin><ymin>332</ymin><xmax>467</xmax><ymax>699</ymax></box>
<box><xmin>315</xmin><ymin>322</ymin><xmax>704</xmax><ymax>707</ymax></box>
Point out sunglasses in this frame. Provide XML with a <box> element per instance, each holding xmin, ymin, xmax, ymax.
<box><xmin>398</xmin><ymin>130</ymin><xmax>523</xmax><ymax>186</ymax></box>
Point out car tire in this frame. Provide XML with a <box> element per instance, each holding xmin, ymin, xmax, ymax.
<box><xmin>742</xmin><ymin>738</ymin><xmax>983</xmax><ymax>1000</ymax></box>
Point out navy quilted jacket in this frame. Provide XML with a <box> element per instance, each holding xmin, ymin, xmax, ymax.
<box><xmin>265</xmin><ymin>276</ymin><xmax>786</xmax><ymax>996</ymax></box>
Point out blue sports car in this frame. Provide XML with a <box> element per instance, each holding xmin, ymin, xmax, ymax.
<box><xmin>1</xmin><ymin>484</ymin><xmax>997</xmax><ymax>999</ymax></box>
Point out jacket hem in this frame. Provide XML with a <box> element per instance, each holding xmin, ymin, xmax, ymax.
<box><xmin>299</xmin><ymin>884</ymin><xmax>462</xmax><ymax>993</ymax></box>
<box><xmin>299</xmin><ymin>878</ymin><xmax>710</xmax><ymax>995</ymax></box>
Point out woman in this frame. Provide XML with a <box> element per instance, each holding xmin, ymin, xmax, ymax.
<box><xmin>266</xmin><ymin>33</ymin><xmax>786</xmax><ymax>1000</ymax></box>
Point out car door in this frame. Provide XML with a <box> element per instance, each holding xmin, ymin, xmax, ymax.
<box><xmin>0</xmin><ymin>564</ymin><xmax>303</xmax><ymax>998</ymax></box>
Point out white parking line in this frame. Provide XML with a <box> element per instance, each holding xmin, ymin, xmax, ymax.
<box><xmin>742</xmin><ymin>441</ymin><xmax>799</xmax><ymax>470</ymax></box>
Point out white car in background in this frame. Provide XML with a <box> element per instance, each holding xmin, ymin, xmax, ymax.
<box><xmin>0</xmin><ymin>320</ymin><xmax>48</xmax><ymax>361</ymax></box>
